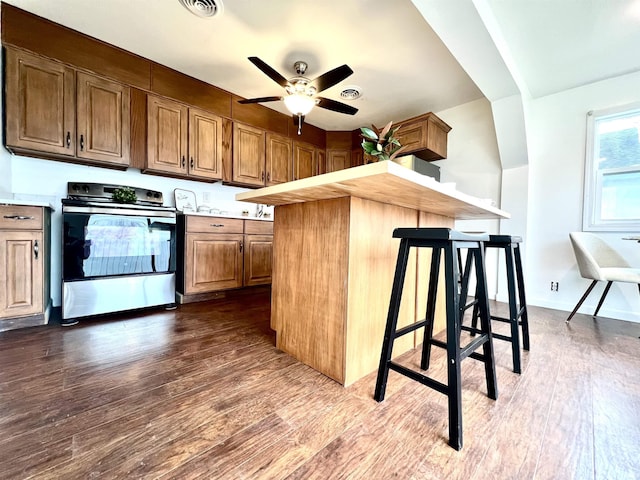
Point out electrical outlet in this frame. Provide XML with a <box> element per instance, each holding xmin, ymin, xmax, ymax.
<box><xmin>550</xmin><ymin>281</ymin><xmax>559</xmax><ymax>292</ymax></box>
<box><xmin>202</xmin><ymin>192</ymin><xmax>212</xmax><ymax>204</ymax></box>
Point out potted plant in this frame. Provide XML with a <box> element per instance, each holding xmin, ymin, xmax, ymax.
<box><xmin>112</xmin><ymin>186</ymin><xmax>138</xmax><ymax>204</ymax></box>
<box><xmin>360</xmin><ymin>121</ymin><xmax>407</xmax><ymax>162</ymax></box>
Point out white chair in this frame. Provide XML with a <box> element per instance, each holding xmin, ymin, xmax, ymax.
<box><xmin>567</xmin><ymin>232</ymin><xmax>640</xmax><ymax>322</ymax></box>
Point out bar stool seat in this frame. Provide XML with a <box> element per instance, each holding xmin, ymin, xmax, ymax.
<box><xmin>374</xmin><ymin>228</ymin><xmax>498</xmax><ymax>451</ymax></box>
<box><xmin>464</xmin><ymin>234</ymin><xmax>530</xmax><ymax>374</ymax></box>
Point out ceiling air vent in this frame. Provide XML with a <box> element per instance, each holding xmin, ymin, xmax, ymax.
<box><xmin>340</xmin><ymin>85</ymin><xmax>362</xmax><ymax>101</ymax></box>
<box><xmin>178</xmin><ymin>0</ymin><xmax>224</xmax><ymax>18</ymax></box>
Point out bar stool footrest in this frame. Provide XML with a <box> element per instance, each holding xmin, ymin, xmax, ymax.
<box><xmin>459</xmin><ymin>334</ymin><xmax>490</xmax><ymax>361</ymax></box>
<box><xmin>393</xmin><ymin>319</ymin><xmax>428</xmax><ymax>339</ymax></box>
<box><xmin>426</xmin><ymin>334</ymin><xmax>490</xmax><ymax>361</ymax></box>
<box><xmin>462</xmin><ymin>299</ymin><xmax>478</xmax><ymax>312</ymax></box>
<box><xmin>461</xmin><ymin>325</ymin><xmax>481</xmax><ymax>335</ymax></box>
<box><xmin>493</xmin><ymin>332</ymin><xmax>514</xmax><ymax>343</ymax></box>
<box><xmin>489</xmin><ymin>315</ymin><xmax>512</xmax><ymax>324</ymax></box>
<box><xmin>388</xmin><ymin>361</ymin><xmax>448</xmax><ymax>395</ymax></box>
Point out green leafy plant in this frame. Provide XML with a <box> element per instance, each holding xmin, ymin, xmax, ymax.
<box><xmin>360</xmin><ymin>121</ymin><xmax>407</xmax><ymax>162</ymax></box>
<box><xmin>112</xmin><ymin>186</ymin><xmax>137</xmax><ymax>204</ymax></box>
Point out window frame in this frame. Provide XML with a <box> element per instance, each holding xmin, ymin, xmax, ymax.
<box><xmin>583</xmin><ymin>102</ymin><xmax>640</xmax><ymax>232</ymax></box>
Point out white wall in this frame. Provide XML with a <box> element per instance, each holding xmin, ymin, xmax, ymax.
<box><xmin>525</xmin><ymin>70</ymin><xmax>640</xmax><ymax>322</ymax></box>
<box><xmin>6</xmin><ymin>153</ymin><xmax>258</xmax><ymax>307</ymax></box>
<box><xmin>435</xmin><ymin>98</ymin><xmax>503</xmax><ymax>298</ymax></box>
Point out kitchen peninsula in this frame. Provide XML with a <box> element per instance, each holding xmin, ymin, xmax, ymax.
<box><xmin>237</xmin><ymin>160</ymin><xmax>509</xmax><ymax>386</ymax></box>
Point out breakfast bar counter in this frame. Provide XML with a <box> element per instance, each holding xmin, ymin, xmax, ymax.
<box><xmin>237</xmin><ymin>160</ymin><xmax>509</xmax><ymax>386</ymax></box>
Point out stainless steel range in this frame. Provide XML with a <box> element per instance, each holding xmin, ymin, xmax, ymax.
<box><xmin>62</xmin><ymin>182</ymin><xmax>177</xmax><ymax>322</ymax></box>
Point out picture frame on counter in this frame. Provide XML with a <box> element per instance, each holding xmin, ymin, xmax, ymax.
<box><xmin>174</xmin><ymin>189</ymin><xmax>197</xmax><ymax>212</ymax></box>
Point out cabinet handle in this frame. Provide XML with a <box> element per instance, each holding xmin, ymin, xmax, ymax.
<box><xmin>239</xmin><ymin>242</ymin><xmax>243</xmax><ymax>252</ymax></box>
<box><xmin>210</xmin><ymin>224</ymin><xmax>225</xmax><ymax>227</ymax></box>
<box><xmin>261</xmin><ymin>171</ymin><xmax>265</xmax><ymax>182</ymax></box>
<box><xmin>34</xmin><ymin>240</ymin><xmax>39</xmax><ymax>259</ymax></box>
<box><xmin>190</xmin><ymin>157</ymin><xmax>194</xmax><ymax>168</ymax></box>
<box><xmin>182</xmin><ymin>156</ymin><xmax>186</xmax><ymax>168</ymax></box>
<box><xmin>80</xmin><ymin>134</ymin><xmax>84</xmax><ymax>151</ymax></box>
<box><xmin>267</xmin><ymin>172</ymin><xmax>270</xmax><ymax>182</ymax></box>
<box><xmin>66</xmin><ymin>131</ymin><xmax>71</xmax><ymax>148</ymax></box>
<box><xmin>3</xmin><ymin>215</ymin><xmax>34</xmax><ymax>220</ymax></box>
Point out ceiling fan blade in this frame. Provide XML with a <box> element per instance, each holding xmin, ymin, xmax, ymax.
<box><xmin>237</xmin><ymin>96</ymin><xmax>283</xmax><ymax>104</ymax></box>
<box><xmin>316</xmin><ymin>97</ymin><xmax>358</xmax><ymax>115</ymax></box>
<box><xmin>248</xmin><ymin>57</ymin><xmax>289</xmax><ymax>88</ymax></box>
<box><xmin>311</xmin><ymin>65</ymin><xmax>353</xmax><ymax>93</ymax></box>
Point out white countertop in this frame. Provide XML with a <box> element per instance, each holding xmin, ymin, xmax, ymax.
<box><xmin>236</xmin><ymin>160</ymin><xmax>509</xmax><ymax>220</ymax></box>
<box><xmin>179</xmin><ymin>211</ymin><xmax>273</xmax><ymax>222</ymax></box>
<box><xmin>0</xmin><ymin>198</ymin><xmax>56</xmax><ymax>211</ymax></box>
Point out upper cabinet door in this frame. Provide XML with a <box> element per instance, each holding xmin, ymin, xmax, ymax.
<box><xmin>147</xmin><ymin>95</ymin><xmax>188</xmax><ymax>175</ymax></box>
<box><xmin>188</xmin><ymin>107</ymin><xmax>223</xmax><ymax>181</ymax></box>
<box><xmin>232</xmin><ymin>123</ymin><xmax>266</xmax><ymax>187</ymax></box>
<box><xmin>76</xmin><ymin>72</ymin><xmax>130</xmax><ymax>166</ymax></box>
<box><xmin>266</xmin><ymin>133</ymin><xmax>292</xmax><ymax>185</ymax></box>
<box><xmin>4</xmin><ymin>48</ymin><xmax>75</xmax><ymax>156</ymax></box>
<box><xmin>326</xmin><ymin>150</ymin><xmax>351</xmax><ymax>173</ymax></box>
<box><xmin>293</xmin><ymin>141</ymin><xmax>316</xmax><ymax>180</ymax></box>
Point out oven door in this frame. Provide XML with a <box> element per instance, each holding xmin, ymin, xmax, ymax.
<box><xmin>63</xmin><ymin>206</ymin><xmax>176</xmax><ymax>281</ymax></box>
<box><xmin>62</xmin><ymin>205</ymin><xmax>177</xmax><ymax>320</ymax></box>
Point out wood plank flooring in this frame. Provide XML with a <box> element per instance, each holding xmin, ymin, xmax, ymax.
<box><xmin>1</xmin><ymin>290</ymin><xmax>639</xmax><ymax>479</ymax></box>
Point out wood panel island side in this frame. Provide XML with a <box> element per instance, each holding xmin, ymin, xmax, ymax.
<box><xmin>237</xmin><ymin>160</ymin><xmax>509</xmax><ymax>386</ymax></box>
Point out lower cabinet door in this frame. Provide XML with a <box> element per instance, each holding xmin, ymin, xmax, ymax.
<box><xmin>0</xmin><ymin>231</ymin><xmax>43</xmax><ymax>318</ymax></box>
<box><xmin>185</xmin><ymin>233</ymin><xmax>243</xmax><ymax>293</ymax></box>
<box><xmin>243</xmin><ymin>234</ymin><xmax>273</xmax><ymax>286</ymax></box>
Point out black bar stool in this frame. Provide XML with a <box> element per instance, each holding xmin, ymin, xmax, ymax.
<box><xmin>374</xmin><ymin>228</ymin><xmax>498</xmax><ymax>451</ymax></box>
<box><xmin>465</xmin><ymin>235</ymin><xmax>530</xmax><ymax>374</ymax></box>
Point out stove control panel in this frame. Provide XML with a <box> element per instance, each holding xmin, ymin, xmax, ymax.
<box><xmin>67</xmin><ymin>182</ymin><xmax>164</xmax><ymax>205</ymax></box>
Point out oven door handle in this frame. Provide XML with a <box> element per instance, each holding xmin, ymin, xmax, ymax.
<box><xmin>62</xmin><ymin>205</ymin><xmax>176</xmax><ymax>218</ymax></box>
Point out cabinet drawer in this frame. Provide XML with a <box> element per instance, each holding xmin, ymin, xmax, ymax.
<box><xmin>245</xmin><ymin>220</ymin><xmax>274</xmax><ymax>235</ymax></box>
<box><xmin>186</xmin><ymin>215</ymin><xmax>244</xmax><ymax>234</ymax></box>
<box><xmin>0</xmin><ymin>206</ymin><xmax>43</xmax><ymax>230</ymax></box>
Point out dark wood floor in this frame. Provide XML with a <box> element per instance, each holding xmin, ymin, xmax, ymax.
<box><xmin>1</xmin><ymin>291</ymin><xmax>639</xmax><ymax>479</ymax></box>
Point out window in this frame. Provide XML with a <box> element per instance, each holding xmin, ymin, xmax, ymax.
<box><xmin>584</xmin><ymin>103</ymin><xmax>640</xmax><ymax>232</ymax></box>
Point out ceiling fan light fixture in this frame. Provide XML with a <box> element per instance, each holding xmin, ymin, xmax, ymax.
<box><xmin>284</xmin><ymin>94</ymin><xmax>316</xmax><ymax>116</ymax></box>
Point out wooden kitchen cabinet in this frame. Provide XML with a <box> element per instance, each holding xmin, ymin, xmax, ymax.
<box><xmin>180</xmin><ymin>216</ymin><xmax>244</xmax><ymax>295</ymax></box>
<box><xmin>177</xmin><ymin>215</ymin><xmax>273</xmax><ymax>302</ymax></box>
<box><xmin>326</xmin><ymin>149</ymin><xmax>351</xmax><ymax>173</ymax></box>
<box><xmin>316</xmin><ymin>148</ymin><xmax>326</xmax><ymax>175</ymax></box>
<box><xmin>351</xmin><ymin>149</ymin><xmax>364</xmax><ymax>167</ymax></box>
<box><xmin>232</xmin><ymin>123</ymin><xmax>266</xmax><ymax>186</ymax></box>
<box><xmin>293</xmin><ymin>141</ymin><xmax>316</xmax><ymax>180</ymax></box>
<box><xmin>394</xmin><ymin>112</ymin><xmax>452</xmax><ymax>161</ymax></box>
<box><xmin>146</xmin><ymin>95</ymin><xmax>223</xmax><ymax>181</ymax></box>
<box><xmin>76</xmin><ymin>71</ymin><xmax>130</xmax><ymax>166</ymax></box>
<box><xmin>244</xmin><ymin>220</ymin><xmax>273</xmax><ymax>286</ymax></box>
<box><xmin>5</xmin><ymin>47</ymin><xmax>130</xmax><ymax>168</ymax></box>
<box><xmin>0</xmin><ymin>205</ymin><xmax>51</xmax><ymax>332</ymax></box>
<box><xmin>266</xmin><ymin>133</ymin><xmax>292</xmax><ymax>185</ymax></box>
<box><xmin>185</xmin><ymin>233</ymin><xmax>244</xmax><ymax>293</ymax></box>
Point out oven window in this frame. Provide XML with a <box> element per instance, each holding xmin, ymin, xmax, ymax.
<box><xmin>63</xmin><ymin>213</ymin><xmax>176</xmax><ymax>280</ymax></box>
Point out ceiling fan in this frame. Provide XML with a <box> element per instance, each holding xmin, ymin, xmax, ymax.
<box><xmin>238</xmin><ymin>57</ymin><xmax>358</xmax><ymax>134</ymax></box>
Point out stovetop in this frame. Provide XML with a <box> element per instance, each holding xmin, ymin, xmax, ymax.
<box><xmin>66</xmin><ymin>182</ymin><xmax>166</xmax><ymax>206</ymax></box>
